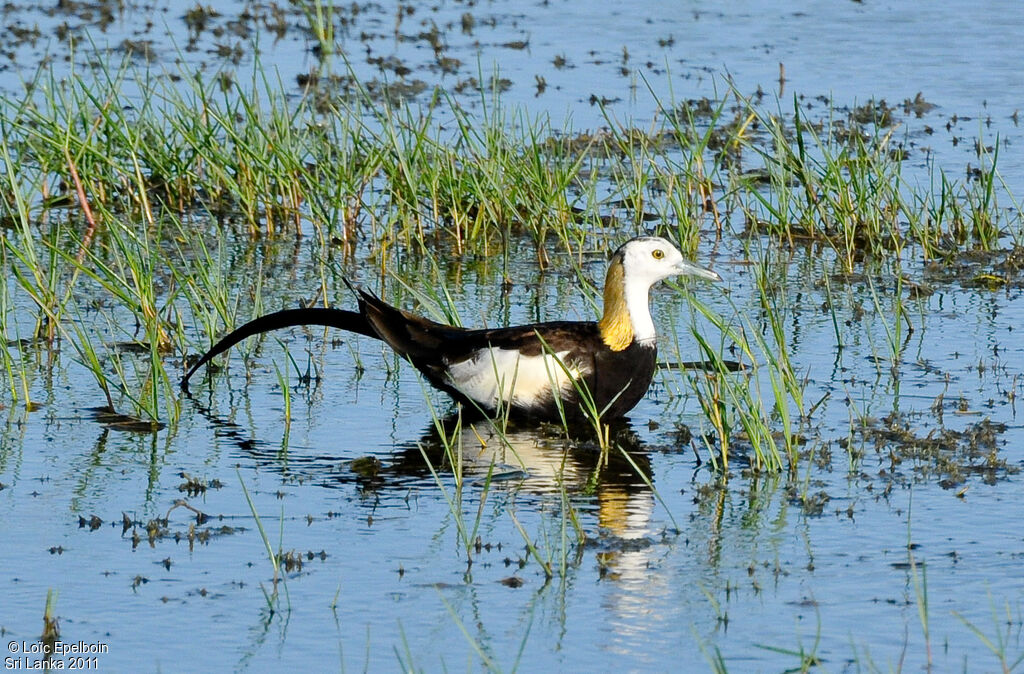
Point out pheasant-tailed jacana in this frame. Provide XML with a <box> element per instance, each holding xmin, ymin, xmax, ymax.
<box><xmin>181</xmin><ymin>236</ymin><xmax>720</xmax><ymax>421</ymax></box>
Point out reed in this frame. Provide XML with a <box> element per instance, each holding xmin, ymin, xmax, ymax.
<box><xmin>297</xmin><ymin>0</ymin><xmax>337</xmax><ymax>58</ymax></box>
<box><xmin>686</xmin><ymin>294</ymin><xmax>787</xmax><ymax>474</ymax></box>
<box><xmin>41</xmin><ymin>589</ymin><xmax>60</xmax><ymax>654</ymax></box>
<box><xmin>237</xmin><ymin>468</ymin><xmax>290</xmax><ymax>615</ymax></box>
<box><xmin>416</xmin><ymin>401</ymin><xmax>490</xmax><ymax>567</ymax></box>
<box><xmin>954</xmin><ymin>597</ymin><xmax>1024</xmax><ymax>672</ymax></box>
<box><xmin>0</xmin><ymin>258</ymin><xmax>32</xmax><ymax>406</ymax></box>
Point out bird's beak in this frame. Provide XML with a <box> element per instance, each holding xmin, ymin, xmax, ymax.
<box><xmin>675</xmin><ymin>260</ymin><xmax>721</xmax><ymax>282</ymax></box>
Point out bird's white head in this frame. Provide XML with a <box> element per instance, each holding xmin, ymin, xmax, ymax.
<box><xmin>617</xmin><ymin>236</ymin><xmax>721</xmax><ymax>287</ymax></box>
<box><xmin>599</xmin><ymin>236</ymin><xmax>720</xmax><ymax>350</ymax></box>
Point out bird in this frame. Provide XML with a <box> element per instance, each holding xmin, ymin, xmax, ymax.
<box><xmin>180</xmin><ymin>236</ymin><xmax>720</xmax><ymax>422</ymax></box>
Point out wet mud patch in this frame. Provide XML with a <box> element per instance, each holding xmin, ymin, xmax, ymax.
<box><xmin>924</xmin><ymin>245</ymin><xmax>1024</xmax><ymax>289</ymax></box>
<box><xmin>77</xmin><ymin>499</ymin><xmax>245</xmax><ymax>550</ymax></box>
<box><xmin>69</xmin><ymin>493</ymin><xmax>339</xmax><ymax>601</ymax></box>
<box><xmin>847</xmin><ymin>415</ymin><xmax>1016</xmax><ymax>489</ymax></box>
<box><xmin>87</xmin><ymin>406</ymin><xmax>164</xmax><ymax>433</ymax></box>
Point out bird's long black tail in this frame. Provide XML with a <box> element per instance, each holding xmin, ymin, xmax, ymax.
<box><xmin>181</xmin><ymin>307</ymin><xmax>378</xmax><ymax>392</ymax></box>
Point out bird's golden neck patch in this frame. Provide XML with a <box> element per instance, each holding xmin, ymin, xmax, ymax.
<box><xmin>597</xmin><ymin>256</ymin><xmax>633</xmax><ymax>351</ymax></box>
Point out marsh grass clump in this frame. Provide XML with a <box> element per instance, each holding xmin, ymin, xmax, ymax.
<box><xmin>740</xmin><ymin>95</ymin><xmax>1021</xmax><ymax>269</ymax></box>
<box><xmin>680</xmin><ymin>249</ymin><xmax>811</xmax><ymax>477</ymax></box>
<box><xmin>0</xmin><ymin>47</ymin><xmax>1019</xmax><ymax>457</ymax></box>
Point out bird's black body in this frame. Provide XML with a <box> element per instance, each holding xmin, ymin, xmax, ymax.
<box><xmin>181</xmin><ymin>237</ymin><xmax>719</xmax><ymax>423</ymax></box>
<box><xmin>182</xmin><ymin>291</ymin><xmax>656</xmax><ymax>422</ymax></box>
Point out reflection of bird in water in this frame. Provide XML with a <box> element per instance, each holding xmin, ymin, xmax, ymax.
<box><xmin>398</xmin><ymin>417</ymin><xmax>662</xmax><ymax>577</ymax></box>
<box><xmin>181</xmin><ymin>237</ymin><xmax>719</xmax><ymax>422</ymax></box>
<box><xmin>387</xmin><ymin>417</ymin><xmax>655</xmax><ymax>494</ymax></box>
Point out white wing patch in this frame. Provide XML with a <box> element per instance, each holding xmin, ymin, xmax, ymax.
<box><xmin>445</xmin><ymin>347</ymin><xmax>588</xmax><ymax>410</ymax></box>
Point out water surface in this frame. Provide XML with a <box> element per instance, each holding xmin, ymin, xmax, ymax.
<box><xmin>2</xmin><ymin>1</ymin><xmax>1024</xmax><ymax>671</ymax></box>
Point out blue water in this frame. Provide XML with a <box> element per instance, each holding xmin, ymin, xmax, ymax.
<box><xmin>2</xmin><ymin>1</ymin><xmax>1024</xmax><ymax>671</ymax></box>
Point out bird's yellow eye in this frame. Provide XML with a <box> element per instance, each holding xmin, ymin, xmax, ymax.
<box><xmin>652</xmin><ymin>249</ymin><xmax>665</xmax><ymax>260</ymax></box>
